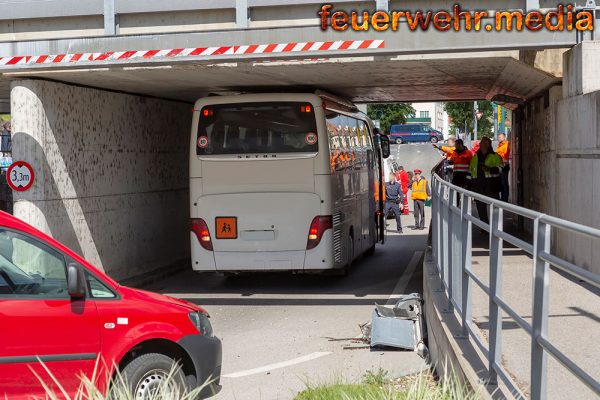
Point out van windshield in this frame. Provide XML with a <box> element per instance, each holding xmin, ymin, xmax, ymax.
<box><xmin>197</xmin><ymin>102</ymin><xmax>318</xmax><ymax>155</ymax></box>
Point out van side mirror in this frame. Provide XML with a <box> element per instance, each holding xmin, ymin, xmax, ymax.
<box><xmin>67</xmin><ymin>263</ymin><xmax>86</xmax><ymax>299</ymax></box>
<box><xmin>380</xmin><ymin>135</ymin><xmax>391</xmax><ymax>159</ymax></box>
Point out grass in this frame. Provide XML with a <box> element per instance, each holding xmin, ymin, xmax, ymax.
<box><xmin>295</xmin><ymin>368</ymin><xmax>480</xmax><ymax>400</ymax></box>
<box><xmin>32</xmin><ymin>358</ymin><xmax>210</xmax><ymax>400</ymax></box>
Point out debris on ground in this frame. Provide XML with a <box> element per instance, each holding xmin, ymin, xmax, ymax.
<box><xmin>362</xmin><ymin>293</ymin><xmax>429</xmax><ymax>359</ymax></box>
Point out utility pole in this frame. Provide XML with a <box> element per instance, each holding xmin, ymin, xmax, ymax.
<box><xmin>472</xmin><ymin>101</ymin><xmax>478</xmax><ymax>141</ymax></box>
<box><xmin>493</xmin><ymin>103</ymin><xmax>498</xmax><ymax>140</ymax></box>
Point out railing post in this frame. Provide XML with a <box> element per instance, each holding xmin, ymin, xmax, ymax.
<box><xmin>441</xmin><ymin>185</ymin><xmax>449</xmax><ymax>291</ymax></box>
<box><xmin>375</xmin><ymin>0</ymin><xmax>389</xmax><ymax>11</ymax></box>
<box><xmin>432</xmin><ymin>179</ymin><xmax>438</xmax><ymax>265</ymax></box>
<box><xmin>531</xmin><ymin>219</ymin><xmax>550</xmax><ymax>400</ymax></box>
<box><xmin>460</xmin><ymin>193</ymin><xmax>472</xmax><ymax>337</ymax></box>
<box><xmin>446</xmin><ymin>188</ymin><xmax>455</xmax><ymax>311</ymax></box>
<box><xmin>487</xmin><ymin>205</ymin><xmax>503</xmax><ymax>385</ymax></box>
<box><xmin>436</xmin><ymin>180</ymin><xmax>443</xmax><ymax>274</ymax></box>
<box><xmin>236</xmin><ymin>0</ymin><xmax>249</xmax><ymax>28</ymax></box>
<box><xmin>103</xmin><ymin>0</ymin><xmax>118</xmax><ymax>35</ymax></box>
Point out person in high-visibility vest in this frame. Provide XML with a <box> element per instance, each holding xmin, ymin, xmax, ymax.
<box><xmin>468</xmin><ymin>137</ymin><xmax>503</xmax><ymax>224</ymax></box>
<box><xmin>411</xmin><ymin>169</ymin><xmax>431</xmax><ymax>230</ymax></box>
<box><xmin>496</xmin><ymin>133</ymin><xmax>511</xmax><ymax>202</ymax></box>
<box><xmin>433</xmin><ymin>137</ymin><xmax>456</xmax><ymax>179</ymax></box>
<box><xmin>448</xmin><ymin>139</ymin><xmax>473</xmax><ymax>189</ymax></box>
<box><xmin>433</xmin><ymin>137</ymin><xmax>456</xmax><ymax>160</ymax></box>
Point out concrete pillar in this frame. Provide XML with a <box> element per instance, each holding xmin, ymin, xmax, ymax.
<box><xmin>10</xmin><ymin>80</ymin><xmax>191</xmax><ymax>281</ymax></box>
<box><xmin>516</xmin><ymin>41</ymin><xmax>600</xmax><ymax>274</ymax></box>
<box><xmin>563</xmin><ymin>41</ymin><xmax>600</xmax><ymax>98</ymax></box>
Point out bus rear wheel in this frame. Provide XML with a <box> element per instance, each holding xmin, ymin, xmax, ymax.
<box><xmin>365</xmin><ymin>242</ymin><xmax>376</xmax><ymax>256</ymax></box>
<box><xmin>395</xmin><ymin>138</ymin><xmax>403</xmax><ymax>144</ymax></box>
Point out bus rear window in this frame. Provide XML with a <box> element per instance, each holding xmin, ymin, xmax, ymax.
<box><xmin>196</xmin><ymin>102</ymin><xmax>318</xmax><ymax>155</ymax></box>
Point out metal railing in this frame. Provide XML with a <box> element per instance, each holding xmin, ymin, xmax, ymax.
<box><xmin>1</xmin><ymin>0</ymin><xmax>594</xmax><ymax>37</ymax></box>
<box><xmin>430</xmin><ymin>166</ymin><xmax>600</xmax><ymax>400</ymax></box>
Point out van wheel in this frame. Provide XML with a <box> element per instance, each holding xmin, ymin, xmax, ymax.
<box><xmin>395</xmin><ymin>138</ymin><xmax>403</xmax><ymax>144</ymax></box>
<box><xmin>121</xmin><ymin>353</ymin><xmax>189</xmax><ymax>399</ymax></box>
<box><xmin>430</xmin><ymin>136</ymin><xmax>439</xmax><ymax>144</ymax></box>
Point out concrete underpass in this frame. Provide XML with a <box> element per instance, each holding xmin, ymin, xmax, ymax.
<box><xmin>0</xmin><ymin>44</ymin><xmax>581</xmax><ymax>281</ymax></box>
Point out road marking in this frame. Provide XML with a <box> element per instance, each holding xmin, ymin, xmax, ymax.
<box><xmin>222</xmin><ymin>352</ymin><xmax>332</xmax><ymax>378</ymax></box>
<box><xmin>387</xmin><ymin>251</ymin><xmax>423</xmax><ymax>305</ymax></box>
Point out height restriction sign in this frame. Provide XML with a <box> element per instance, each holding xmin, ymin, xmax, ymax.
<box><xmin>7</xmin><ymin>161</ymin><xmax>35</xmax><ymax>192</ymax></box>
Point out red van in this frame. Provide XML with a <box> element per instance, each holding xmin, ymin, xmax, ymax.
<box><xmin>0</xmin><ymin>212</ymin><xmax>221</xmax><ymax>399</ymax></box>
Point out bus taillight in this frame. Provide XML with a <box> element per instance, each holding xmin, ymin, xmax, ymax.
<box><xmin>191</xmin><ymin>218</ymin><xmax>213</xmax><ymax>251</ymax></box>
<box><xmin>306</xmin><ymin>216</ymin><xmax>333</xmax><ymax>250</ymax></box>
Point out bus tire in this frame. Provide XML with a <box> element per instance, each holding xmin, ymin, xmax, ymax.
<box><xmin>330</xmin><ymin>235</ymin><xmax>353</xmax><ymax>276</ymax></box>
<box><xmin>365</xmin><ymin>242</ymin><xmax>376</xmax><ymax>256</ymax></box>
<box><xmin>395</xmin><ymin>138</ymin><xmax>403</xmax><ymax>144</ymax></box>
<box><xmin>430</xmin><ymin>136</ymin><xmax>439</xmax><ymax>144</ymax></box>
<box><xmin>345</xmin><ymin>235</ymin><xmax>354</xmax><ymax>269</ymax></box>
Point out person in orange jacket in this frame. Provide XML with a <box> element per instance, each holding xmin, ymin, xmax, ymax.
<box><xmin>448</xmin><ymin>139</ymin><xmax>473</xmax><ymax>188</ymax></box>
<box><xmin>496</xmin><ymin>133</ymin><xmax>511</xmax><ymax>202</ymax></box>
<box><xmin>433</xmin><ymin>137</ymin><xmax>456</xmax><ymax>160</ymax></box>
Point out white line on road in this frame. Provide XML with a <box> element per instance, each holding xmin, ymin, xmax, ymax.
<box><xmin>387</xmin><ymin>251</ymin><xmax>423</xmax><ymax>305</ymax></box>
<box><xmin>222</xmin><ymin>352</ymin><xmax>332</xmax><ymax>379</ymax></box>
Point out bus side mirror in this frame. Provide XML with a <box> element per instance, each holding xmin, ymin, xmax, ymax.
<box><xmin>380</xmin><ymin>135</ymin><xmax>391</xmax><ymax>159</ymax></box>
<box><xmin>67</xmin><ymin>263</ymin><xmax>86</xmax><ymax>299</ymax></box>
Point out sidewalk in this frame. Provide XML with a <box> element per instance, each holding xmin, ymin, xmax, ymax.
<box><xmin>468</xmin><ymin>222</ymin><xmax>600</xmax><ymax>399</ymax></box>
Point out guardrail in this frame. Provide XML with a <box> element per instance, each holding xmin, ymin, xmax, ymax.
<box><xmin>430</xmin><ymin>164</ymin><xmax>600</xmax><ymax>399</ymax></box>
<box><xmin>0</xmin><ymin>0</ymin><xmax>584</xmax><ymax>36</ymax></box>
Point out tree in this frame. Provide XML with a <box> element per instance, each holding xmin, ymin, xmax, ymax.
<box><xmin>367</xmin><ymin>103</ymin><xmax>415</xmax><ymax>134</ymax></box>
<box><xmin>444</xmin><ymin>101</ymin><xmax>494</xmax><ymax>139</ymax></box>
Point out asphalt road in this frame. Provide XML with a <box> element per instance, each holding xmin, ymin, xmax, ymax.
<box><xmin>147</xmin><ymin>143</ymin><xmax>445</xmax><ymax>400</ymax></box>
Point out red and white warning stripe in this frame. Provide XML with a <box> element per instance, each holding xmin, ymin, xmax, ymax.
<box><xmin>0</xmin><ymin>39</ymin><xmax>384</xmax><ymax>66</ymax></box>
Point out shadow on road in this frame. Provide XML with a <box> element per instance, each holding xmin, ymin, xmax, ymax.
<box><xmin>146</xmin><ymin>229</ymin><xmax>429</xmax><ymax>306</ymax></box>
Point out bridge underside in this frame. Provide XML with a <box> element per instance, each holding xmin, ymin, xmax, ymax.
<box><xmin>0</xmin><ymin>21</ymin><xmax>573</xmax><ymax>107</ymax></box>
<box><xmin>1</xmin><ymin>51</ymin><xmax>561</xmax><ymax>106</ymax></box>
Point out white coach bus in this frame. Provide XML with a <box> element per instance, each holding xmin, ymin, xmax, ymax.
<box><xmin>189</xmin><ymin>91</ymin><xmax>390</xmax><ymax>274</ymax></box>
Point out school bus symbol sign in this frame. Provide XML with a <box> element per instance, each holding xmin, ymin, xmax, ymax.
<box><xmin>216</xmin><ymin>217</ymin><xmax>237</xmax><ymax>239</ymax></box>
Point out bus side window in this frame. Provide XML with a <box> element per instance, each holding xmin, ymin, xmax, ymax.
<box><xmin>337</xmin><ymin>115</ymin><xmax>348</xmax><ymax>171</ymax></box>
<box><xmin>347</xmin><ymin>117</ymin><xmax>358</xmax><ymax>169</ymax></box>
<box><xmin>326</xmin><ymin>113</ymin><xmax>343</xmax><ymax>173</ymax></box>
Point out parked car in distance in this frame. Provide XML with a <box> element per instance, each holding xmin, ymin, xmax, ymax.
<box><xmin>0</xmin><ymin>211</ymin><xmax>221</xmax><ymax>399</ymax></box>
<box><xmin>389</xmin><ymin>124</ymin><xmax>443</xmax><ymax>144</ymax></box>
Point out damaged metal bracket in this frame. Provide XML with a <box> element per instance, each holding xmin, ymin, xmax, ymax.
<box><xmin>368</xmin><ymin>293</ymin><xmax>429</xmax><ymax>360</ymax></box>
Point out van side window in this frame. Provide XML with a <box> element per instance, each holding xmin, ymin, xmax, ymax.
<box><xmin>86</xmin><ymin>271</ymin><xmax>116</xmax><ymax>299</ymax></box>
<box><xmin>0</xmin><ymin>229</ymin><xmax>68</xmax><ymax>299</ymax></box>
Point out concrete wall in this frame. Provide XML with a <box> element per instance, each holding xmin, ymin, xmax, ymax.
<box><xmin>10</xmin><ymin>80</ymin><xmax>191</xmax><ymax>281</ymax></box>
<box><xmin>515</xmin><ymin>41</ymin><xmax>600</xmax><ymax>274</ymax></box>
